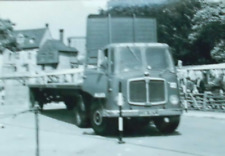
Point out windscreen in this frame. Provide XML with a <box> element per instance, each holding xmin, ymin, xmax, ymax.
<box><xmin>145</xmin><ymin>47</ymin><xmax>174</xmax><ymax>71</ymax></box>
<box><xmin>118</xmin><ymin>47</ymin><xmax>142</xmax><ymax>72</ymax></box>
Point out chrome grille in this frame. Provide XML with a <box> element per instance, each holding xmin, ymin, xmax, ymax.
<box><xmin>149</xmin><ymin>80</ymin><xmax>165</xmax><ymax>103</ymax></box>
<box><xmin>129</xmin><ymin>80</ymin><xmax>146</xmax><ymax>103</ymax></box>
<box><xmin>129</xmin><ymin>78</ymin><xmax>166</xmax><ymax>105</ymax></box>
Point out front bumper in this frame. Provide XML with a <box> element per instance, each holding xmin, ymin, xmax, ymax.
<box><xmin>102</xmin><ymin>108</ymin><xmax>183</xmax><ymax>117</ymax></box>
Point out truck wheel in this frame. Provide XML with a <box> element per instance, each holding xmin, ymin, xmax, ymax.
<box><xmin>74</xmin><ymin>96</ymin><xmax>89</xmax><ymax>128</ymax></box>
<box><xmin>154</xmin><ymin>116</ymin><xmax>180</xmax><ymax>134</ymax></box>
<box><xmin>90</xmin><ymin>102</ymin><xmax>116</xmax><ymax>135</ymax></box>
<box><xmin>64</xmin><ymin>97</ymin><xmax>75</xmax><ymax>110</ymax></box>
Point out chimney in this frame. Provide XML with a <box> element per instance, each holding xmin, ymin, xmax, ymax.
<box><xmin>45</xmin><ymin>23</ymin><xmax>49</xmax><ymax>28</ymax></box>
<box><xmin>59</xmin><ymin>29</ymin><xmax>64</xmax><ymax>43</ymax></box>
<box><xmin>68</xmin><ymin>38</ymin><xmax>71</xmax><ymax>47</ymax></box>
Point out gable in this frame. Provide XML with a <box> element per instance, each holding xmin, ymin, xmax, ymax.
<box><xmin>14</xmin><ymin>28</ymin><xmax>48</xmax><ymax>50</ymax></box>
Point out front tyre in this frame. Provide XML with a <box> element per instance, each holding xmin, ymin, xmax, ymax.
<box><xmin>90</xmin><ymin>101</ymin><xmax>116</xmax><ymax>135</ymax></box>
<box><xmin>154</xmin><ymin>116</ymin><xmax>180</xmax><ymax>134</ymax></box>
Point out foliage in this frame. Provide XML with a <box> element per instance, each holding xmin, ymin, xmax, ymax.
<box><xmin>0</xmin><ymin>18</ymin><xmax>17</xmax><ymax>53</ymax></box>
<box><xmin>211</xmin><ymin>40</ymin><xmax>225</xmax><ymax>62</ymax></box>
<box><xmin>189</xmin><ymin>1</ymin><xmax>225</xmax><ymax>63</ymax></box>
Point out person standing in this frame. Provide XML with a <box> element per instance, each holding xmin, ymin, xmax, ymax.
<box><xmin>196</xmin><ymin>74</ymin><xmax>206</xmax><ymax>94</ymax></box>
<box><xmin>186</xmin><ymin>77</ymin><xmax>194</xmax><ymax>93</ymax></box>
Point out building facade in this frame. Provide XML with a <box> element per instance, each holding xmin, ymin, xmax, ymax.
<box><xmin>0</xmin><ymin>25</ymin><xmax>79</xmax><ymax>106</ymax></box>
<box><xmin>1</xmin><ymin>26</ymin><xmax>52</xmax><ymax>76</ymax></box>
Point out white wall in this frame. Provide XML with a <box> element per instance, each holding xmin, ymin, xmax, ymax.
<box><xmin>57</xmin><ymin>53</ymin><xmax>71</xmax><ymax>69</ymax></box>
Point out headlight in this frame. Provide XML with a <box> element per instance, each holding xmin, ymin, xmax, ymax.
<box><xmin>169</xmin><ymin>95</ymin><xmax>179</xmax><ymax>105</ymax></box>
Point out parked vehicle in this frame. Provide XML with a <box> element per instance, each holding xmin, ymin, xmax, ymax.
<box><xmin>29</xmin><ymin>15</ymin><xmax>182</xmax><ymax>135</ymax></box>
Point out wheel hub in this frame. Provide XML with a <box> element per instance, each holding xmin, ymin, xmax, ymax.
<box><xmin>164</xmin><ymin>117</ymin><xmax>170</xmax><ymax>123</ymax></box>
<box><xmin>93</xmin><ymin>110</ymin><xmax>102</xmax><ymax>126</ymax></box>
<box><xmin>76</xmin><ymin>111</ymin><xmax>81</xmax><ymax>125</ymax></box>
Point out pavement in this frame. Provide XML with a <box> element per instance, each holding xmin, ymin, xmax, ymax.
<box><xmin>183</xmin><ymin>110</ymin><xmax>225</xmax><ymax>120</ymax></box>
<box><xmin>0</xmin><ymin>104</ymin><xmax>30</xmax><ymax>117</ymax></box>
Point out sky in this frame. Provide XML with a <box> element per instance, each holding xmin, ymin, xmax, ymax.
<box><xmin>0</xmin><ymin>0</ymin><xmax>109</xmax><ymax>42</ymax></box>
<box><xmin>0</xmin><ymin>0</ymin><xmax>224</xmax><ymax>43</ymax></box>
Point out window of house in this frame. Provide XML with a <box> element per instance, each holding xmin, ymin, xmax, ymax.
<box><xmin>28</xmin><ymin>52</ymin><xmax>31</xmax><ymax>60</ymax></box>
<box><xmin>8</xmin><ymin>53</ymin><xmax>12</xmax><ymax>61</ymax></box>
<box><xmin>15</xmin><ymin>53</ymin><xmax>20</xmax><ymax>59</ymax></box>
<box><xmin>41</xmin><ymin>65</ymin><xmax>45</xmax><ymax>71</ymax></box>
<box><xmin>14</xmin><ymin>66</ymin><xmax>17</xmax><ymax>72</ymax></box>
<box><xmin>71</xmin><ymin>62</ymin><xmax>78</xmax><ymax>68</ymax></box>
<box><xmin>52</xmin><ymin>64</ymin><xmax>57</xmax><ymax>70</ymax></box>
<box><xmin>23</xmin><ymin>64</ymin><xmax>29</xmax><ymax>72</ymax></box>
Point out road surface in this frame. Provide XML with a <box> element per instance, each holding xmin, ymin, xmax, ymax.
<box><xmin>0</xmin><ymin>104</ymin><xmax>225</xmax><ymax>156</ymax></box>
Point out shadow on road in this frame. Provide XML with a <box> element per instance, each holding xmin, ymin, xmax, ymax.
<box><xmin>40</xmin><ymin>108</ymin><xmax>181</xmax><ymax>138</ymax></box>
<box><xmin>40</xmin><ymin>108</ymin><xmax>75</xmax><ymax>125</ymax></box>
<box><xmin>123</xmin><ymin>124</ymin><xmax>181</xmax><ymax>138</ymax></box>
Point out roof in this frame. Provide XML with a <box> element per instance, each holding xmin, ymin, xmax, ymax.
<box><xmin>37</xmin><ymin>40</ymin><xmax>78</xmax><ymax>65</ymax></box>
<box><xmin>13</xmin><ymin>28</ymin><xmax>47</xmax><ymax>49</ymax></box>
<box><xmin>39</xmin><ymin>40</ymin><xmax>78</xmax><ymax>53</ymax></box>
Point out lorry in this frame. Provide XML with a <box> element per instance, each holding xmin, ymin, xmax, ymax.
<box><xmin>28</xmin><ymin>15</ymin><xmax>183</xmax><ymax>135</ymax></box>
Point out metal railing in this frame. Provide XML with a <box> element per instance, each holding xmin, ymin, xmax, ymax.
<box><xmin>0</xmin><ymin>68</ymin><xmax>84</xmax><ymax>86</ymax></box>
<box><xmin>28</xmin><ymin>68</ymin><xmax>84</xmax><ymax>85</ymax></box>
<box><xmin>180</xmin><ymin>92</ymin><xmax>225</xmax><ymax>111</ymax></box>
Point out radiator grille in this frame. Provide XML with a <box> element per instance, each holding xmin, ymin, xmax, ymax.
<box><xmin>149</xmin><ymin>80</ymin><xmax>165</xmax><ymax>103</ymax></box>
<box><xmin>129</xmin><ymin>80</ymin><xmax>146</xmax><ymax>103</ymax></box>
<box><xmin>129</xmin><ymin>78</ymin><xmax>166</xmax><ymax>105</ymax></box>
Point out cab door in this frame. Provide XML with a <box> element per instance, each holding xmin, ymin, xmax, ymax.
<box><xmin>105</xmin><ymin>47</ymin><xmax>117</xmax><ymax>109</ymax></box>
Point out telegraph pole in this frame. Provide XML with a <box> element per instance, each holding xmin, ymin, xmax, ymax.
<box><xmin>34</xmin><ymin>104</ymin><xmax>40</xmax><ymax>156</ymax></box>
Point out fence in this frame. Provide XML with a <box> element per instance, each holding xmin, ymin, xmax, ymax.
<box><xmin>180</xmin><ymin>92</ymin><xmax>225</xmax><ymax>111</ymax></box>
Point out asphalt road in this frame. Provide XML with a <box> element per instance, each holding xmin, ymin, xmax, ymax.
<box><xmin>1</xmin><ymin>105</ymin><xmax>225</xmax><ymax>156</ymax></box>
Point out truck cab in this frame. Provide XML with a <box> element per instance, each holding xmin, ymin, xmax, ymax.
<box><xmin>82</xmin><ymin>43</ymin><xmax>182</xmax><ymax>134</ymax></box>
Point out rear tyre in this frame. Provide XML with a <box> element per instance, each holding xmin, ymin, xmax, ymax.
<box><xmin>154</xmin><ymin>116</ymin><xmax>180</xmax><ymax>134</ymax></box>
<box><xmin>64</xmin><ymin>97</ymin><xmax>75</xmax><ymax>111</ymax></box>
<box><xmin>74</xmin><ymin>95</ymin><xmax>89</xmax><ymax>128</ymax></box>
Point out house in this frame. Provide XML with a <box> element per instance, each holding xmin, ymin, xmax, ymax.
<box><xmin>2</xmin><ymin>24</ymin><xmax>52</xmax><ymax>75</ymax></box>
<box><xmin>37</xmin><ymin>39</ymin><xmax>78</xmax><ymax>71</ymax></box>
<box><xmin>0</xmin><ymin>25</ymin><xmax>79</xmax><ymax>106</ymax></box>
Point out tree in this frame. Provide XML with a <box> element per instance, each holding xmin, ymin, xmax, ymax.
<box><xmin>189</xmin><ymin>1</ymin><xmax>225</xmax><ymax>63</ymax></box>
<box><xmin>156</xmin><ymin>0</ymin><xmax>201</xmax><ymax>65</ymax></box>
<box><xmin>211</xmin><ymin>40</ymin><xmax>225</xmax><ymax>62</ymax></box>
<box><xmin>0</xmin><ymin>18</ymin><xmax>17</xmax><ymax>53</ymax></box>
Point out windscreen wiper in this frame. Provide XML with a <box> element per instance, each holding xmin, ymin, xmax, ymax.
<box><xmin>126</xmin><ymin>46</ymin><xmax>141</xmax><ymax>63</ymax></box>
